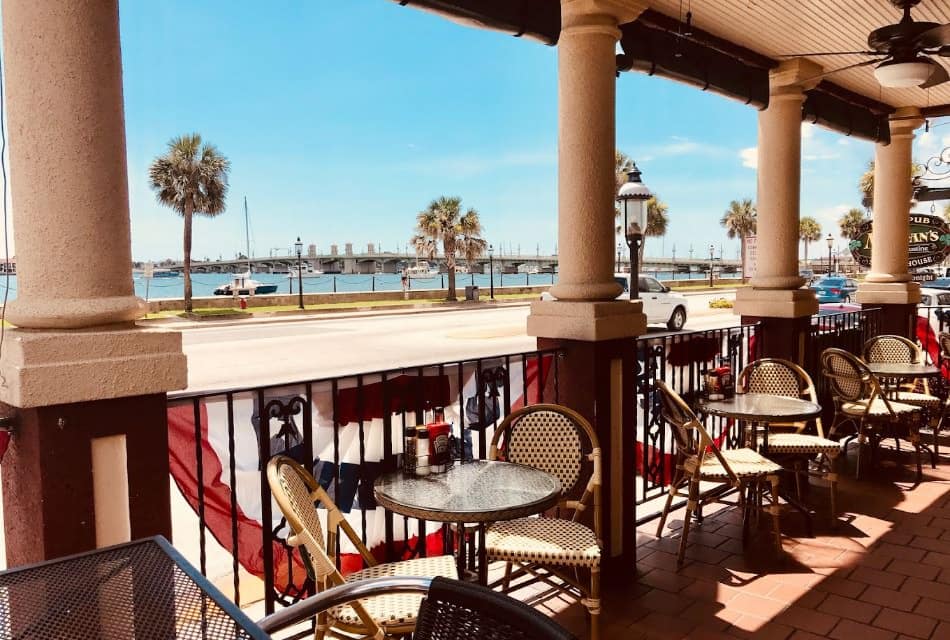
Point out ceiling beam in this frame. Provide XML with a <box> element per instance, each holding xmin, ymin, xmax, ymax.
<box><xmin>392</xmin><ymin>0</ymin><xmax>560</xmax><ymax>45</ymax></box>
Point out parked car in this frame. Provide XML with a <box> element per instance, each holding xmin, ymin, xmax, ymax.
<box><xmin>923</xmin><ymin>277</ymin><xmax>950</xmax><ymax>290</ymax></box>
<box><xmin>810</xmin><ymin>276</ymin><xmax>858</xmax><ymax>303</ymax></box>
<box><xmin>541</xmin><ymin>274</ymin><xmax>688</xmax><ymax>330</ymax></box>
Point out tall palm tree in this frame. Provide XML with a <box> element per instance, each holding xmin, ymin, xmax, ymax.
<box><xmin>641</xmin><ymin>197</ymin><xmax>669</xmax><ymax>262</ymax></box>
<box><xmin>799</xmin><ymin>216</ymin><xmax>821</xmax><ymax>267</ymax></box>
<box><xmin>838</xmin><ymin>207</ymin><xmax>866</xmax><ymax>240</ymax></box>
<box><xmin>859</xmin><ymin>160</ymin><xmax>922</xmax><ymax>212</ymax></box>
<box><xmin>411</xmin><ymin>196</ymin><xmax>485</xmax><ymax>301</ymax></box>
<box><xmin>720</xmin><ymin>199</ymin><xmax>757</xmax><ymax>283</ymax></box>
<box><xmin>149</xmin><ymin>134</ymin><xmax>230</xmax><ymax>312</ymax></box>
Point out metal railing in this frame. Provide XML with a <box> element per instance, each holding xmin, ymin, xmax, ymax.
<box><xmin>805</xmin><ymin>306</ymin><xmax>881</xmax><ymax>415</ymax></box>
<box><xmin>166</xmin><ymin>348</ymin><xmax>561</xmax><ymax>615</ymax></box>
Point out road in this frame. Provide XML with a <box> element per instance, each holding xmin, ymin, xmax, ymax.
<box><xmin>181</xmin><ymin>291</ymin><xmax>740</xmax><ymax>392</ymax></box>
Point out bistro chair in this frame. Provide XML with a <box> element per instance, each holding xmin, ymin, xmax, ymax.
<box><xmin>865</xmin><ymin>334</ymin><xmax>942</xmax><ymax>467</ymax></box>
<box><xmin>737</xmin><ymin>358</ymin><xmax>841</xmax><ymax>524</ymax></box>
<box><xmin>820</xmin><ymin>348</ymin><xmax>924</xmax><ymax>482</ymax></box>
<box><xmin>654</xmin><ymin>381</ymin><xmax>784</xmax><ymax>568</ymax></box>
<box><xmin>484</xmin><ymin>404</ymin><xmax>602</xmax><ymax>640</ymax></box>
<box><xmin>258</xmin><ymin>576</ymin><xmax>578</xmax><ymax>640</ymax></box>
<box><xmin>267</xmin><ymin>455</ymin><xmax>457</xmax><ymax>639</ymax></box>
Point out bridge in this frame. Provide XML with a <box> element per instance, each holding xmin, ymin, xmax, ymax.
<box><xmin>162</xmin><ymin>253</ymin><xmax>742</xmax><ymax>275</ymax></box>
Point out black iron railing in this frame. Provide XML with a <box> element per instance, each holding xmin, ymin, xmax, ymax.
<box><xmin>805</xmin><ymin>306</ymin><xmax>881</xmax><ymax>414</ymax></box>
<box><xmin>166</xmin><ymin>348</ymin><xmax>561</xmax><ymax>615</ymax></box>
<box><xmin>633</xmin><ymin>323</ymin><xmax>760</xmax><ymax>512</ymax></box>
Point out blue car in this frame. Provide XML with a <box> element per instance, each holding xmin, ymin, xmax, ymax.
<box><xmin>810</xmin><ymin>276</ymin><xmax>858</xmax><ymax>303</ymax></box>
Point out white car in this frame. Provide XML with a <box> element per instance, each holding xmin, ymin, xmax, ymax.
<box><xmin>541</xmin><ymin>274</ymin><xmax>688</xmax><ymax>330</ymax></box>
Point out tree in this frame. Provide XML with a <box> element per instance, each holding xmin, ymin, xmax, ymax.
<box><xmin>944</xmin><ymin>202</ymin><xmax>950</xmax><ymax>223</ymax></box>
<box><xmin>149</xmin><ymin>134</ymin><xmax>230</xmax><ymax>312</ymax></box>
<box><xmin>720</xmin><ymin>199</ymin><xmax>757</xmax><ymax>283</ymax></box>
<box><xmin>641</xmin><ymin>197</ymin><xmax>669</xmax><ymax>263</ymax></box>
<box><xmin>799</xmin><ymin>216</ymin><xmax>821</xmax><ymax>266</ymax></box>
<box><xmin>859</xmin><ymin>160</ymin><xmax>922</xmax><ymax>212</ymax></box>
<box><xmin>411</xmin><ymin>196</ymin><xmax>484</xmax><ymax>301</ymax></box>
<box><xmin>838</xmin><ymin>207</ymin><xmax>866</xmax><ymax>240</ymax></box>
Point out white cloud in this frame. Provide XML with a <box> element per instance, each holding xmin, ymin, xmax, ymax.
<box><xmin>636</xmin><ymin>136</ymin><xmax>730</xmax><ymax>159</ymax></box>
<box><xmin>739</xmin><ymin>147</ymin><xmax>757</xmax><ymax>169</ymax></box>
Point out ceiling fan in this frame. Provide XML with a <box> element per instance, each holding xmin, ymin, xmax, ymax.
<box><xmin>778</xmin><ymin>0</ymin><xmax>950</xmax><ymax>89</ymax></box>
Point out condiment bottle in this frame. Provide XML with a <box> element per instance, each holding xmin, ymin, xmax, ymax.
<box><xmin>403</xmin><ymin>425</ymin><xmax>417</xmax><ymax>475</ymax></box>
<box><xmin>427</xmin><ymin>412</ymin><xmax>451</xmax><ymax>474</ymax></box>
<box><xmin>415</xmin><ymin>427</ymin><xmax>430</xmax><ymax>476</ymax></box>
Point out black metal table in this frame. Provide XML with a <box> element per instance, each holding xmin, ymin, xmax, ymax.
<box><xmin>697</xmin><ymin>393</ymin><xmax>822</xmax><ymax>535</ymax></box>
<box><xmin>0</xmin><ymin>536</ymin><xmax>268</xmax><ymax>639</ymax></box>
<box><xmin>374</xmin><ymin>460</ymin><xmax>561</xmax><ymax>584</ymax></box>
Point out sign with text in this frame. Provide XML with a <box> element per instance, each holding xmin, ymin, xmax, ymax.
<box><xmin>743</xmin><ymin>235</ymin><xmax>756</xmax><ymax>280</ymax></box>
<box><xmin>848</xmin><ymin>213</ymin><xmax>950</xmax><ymax>270</ymax></box>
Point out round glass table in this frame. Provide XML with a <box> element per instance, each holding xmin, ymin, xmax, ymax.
<box><xmin>866</xmin><ymin>362</ymin><xmax>941</xmax><ymax>379</ymax></box>
<box><xmin>374</xmin><ymin>460</ymin><xmax>561</xmax><ymax>583</ymax></box>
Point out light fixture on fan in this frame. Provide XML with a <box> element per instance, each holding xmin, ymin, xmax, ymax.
<box><xmin>874</xmin><ymin>57</ymin><xmax>938</xmax><ymax>87</ymax></box>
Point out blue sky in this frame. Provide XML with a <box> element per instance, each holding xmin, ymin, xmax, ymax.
<box><xmin>109</xmin><ymin>1</ymin><xmax>944</xmax><ymax>260</ymax></box>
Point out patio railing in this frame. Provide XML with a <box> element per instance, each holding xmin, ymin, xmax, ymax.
<box><xmin>166</xmin><ymin>347</ymin><xmax>562</xmax><ymax>615</ymax></box>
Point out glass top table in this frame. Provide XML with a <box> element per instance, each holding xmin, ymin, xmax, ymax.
<box><xmin>865</xmin><ymin>362</ymin><xmax>942</xmax><ymax>378</ymax></box>
<box><xmin>698</xmin><ymin>393</ymin><xmax>822</xmax><ymax>424</ymax></box>
<box><xmin>374</xmin><ymin>459</ymin><xmax>562</xmax><ymax>524</ymax></box>
<box><xmin>0</xmin><ymin>536</ymin><xmax>268</xmax><ymax>639</ymax></box>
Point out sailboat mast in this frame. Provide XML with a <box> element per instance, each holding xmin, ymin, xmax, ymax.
<box><xmin>244</xmin><ymin>196</ymin><xmax>251</xmax><ymax>273</ymax></box>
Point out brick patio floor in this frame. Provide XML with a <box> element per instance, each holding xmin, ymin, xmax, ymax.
<box><xmin>528</xmin><ymin>446</ymin><xmax>950</xmax><ymax>639</ymax></box>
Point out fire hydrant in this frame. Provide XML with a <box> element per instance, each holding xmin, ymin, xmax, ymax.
<box><xmin>239</xmin><ymin>297</ymin><xmax>248</xmax><ymax>310</ymax></box>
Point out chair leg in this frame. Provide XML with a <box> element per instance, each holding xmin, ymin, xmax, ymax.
<box><xmin>768</xmin><ymin>474</ymin><xmax>782</xmax><ymax>554</ymax></box>
<box><xmin>656</xmin><ymin>479</ymin><xmax>682</xmax><ymax>538</ymax></box>
<box><xmin>793</xmin><ymin>460</ymin><xmax>803</xmax><ymax>500</ymax></box>
<box><xmin>588</xmin><ymin>567</ymin><xmax>601</xmax><ymax>640</ymax></box>
<box><xmin>677</xmin><ymin>480</ymin><xmax>698</xmax><ymax>568</ymax></box>
<box><xmin>855</xmin><ymin>429</ymin><xmax>867</xmax><ymax>480</ymax></box>
<box><xmin>502</xmin><ymin>561</ymin><xmax>513</xmax><ymax>591</ymax></box>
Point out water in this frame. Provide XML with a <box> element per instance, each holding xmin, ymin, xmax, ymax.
<box><xmin>0</xmin><ymin>269</ymin><xmax>740</xmax><ymax>301</ymax></box>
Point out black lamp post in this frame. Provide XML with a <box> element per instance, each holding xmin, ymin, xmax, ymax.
<box><xmin>616</xmin><ymin>162</ymin><xmax>652</xmax><ymax>300</ymax></box>
<box><xmin>488</xmin><ymin>244</ymin><xmax>495</xmax><ymax>300</ymax></box>
<box><xmin>616</xmin><ymin>242</ymin><xmax>622</xmax><ymax>273</ymax></box>
<box><xmin>671</xmin><ymin>245</ymin><xmax>676</xmax><ymax>281</ymax></box>
<box><xmin>825</xmin><ymin>233</ymin><xmax>834</xmax><ymax>275</ymax></box>
<box><xmin>295</xmin><ymin>237</ymin><xmax>304</xmax><ymax>310</ymax></box>
<box><xmin>708</xmin><ymin>244</ymin><xmax>715</xmax><ymax>288</ymax></box>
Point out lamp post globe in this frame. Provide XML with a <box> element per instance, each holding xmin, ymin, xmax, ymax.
<box><xmin>825</xmin><ymin>233</ymin><xmax>834</xmax><ymax>275</ymax></box>
<box><xmin>295</xmin><ymin>237</ymin><xmax>304</xmax><ymax>310</ymax></box>
<box><xmin>488</xmin><ymin>244</ymin><xmax>495</xmax><ymax>300</ymax></box>
<box><xmin>616</xmin><ymin>162</ymin><xmax>652</xmax><ymax>300</ymax></box>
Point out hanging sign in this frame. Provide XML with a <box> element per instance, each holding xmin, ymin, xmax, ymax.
<box><xmin>848</xmin><ymin>213</ymin><xmax>950</xmax><ymax>269</ymax></box>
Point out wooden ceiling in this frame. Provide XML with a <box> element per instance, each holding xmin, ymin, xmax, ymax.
<box><xmin>644</xmin><ymin>0</ymin><xmax>950</xmax><ymax>110</ymax></box>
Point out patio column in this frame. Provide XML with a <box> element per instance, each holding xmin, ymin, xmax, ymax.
<box><xmin>529</xmin><ymin>0</ymin><xmax>647</xmax><ymax>579</ymax></box>
<box><xmin>734</xmin><ymin>60</ymin><xmax>820</xmax><ymax>363</ymax></box>
<box><xmin>856</xmin><ymin>108</ymin><xmax>923</xmax><ymax>338</ymax></box>
<box><xmin>0</xmin><ymin>0</ymin><xmax>186</xmax><ymax>566</ymax></box>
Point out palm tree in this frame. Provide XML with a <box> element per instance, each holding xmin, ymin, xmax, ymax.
<box><xmin>859</xmin><ymin>160</ymin><xmax>922</xmax><ymax>212</ymax></box>
<box><xmin>799</xmin><ymin>216</ymin><xmax>821</xmax><ymax>267</ymax></box>
<box><xmin>838</xmin><ymin>207</ymin><xmax>866</xmax><ymax>240</ymax></box>
<box><xmin>720</xmin><ymin>199</ymin><xmax>757</xmax><ymax>283</ymax></box>
<box><xmin>411</xmin><ymin>196</ymin><xmax>485</xmax><ymax>301</ymax></box>
<box><xmin>641</xmin><ymin>197</ymin><xmax>669</xmax><ymax>262</ymax></box>
<box><xmin>149</xmin><ymin>134</ymin><xmax>230</xmax><ymax>312</ymax></box>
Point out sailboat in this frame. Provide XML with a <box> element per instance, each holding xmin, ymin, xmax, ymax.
<box><xmin>214</xmin><ymin>197</ymin><xmax>279</xmax><ymax>296</ymax></box>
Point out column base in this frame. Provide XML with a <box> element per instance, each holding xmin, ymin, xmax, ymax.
<box><xmin>527</xmin><ymin>300</ymin><xmax>646</xmax><ymax>342</ymax></box>
<box><xmin>5</xmin><ymin>295</ymin><xmax>146</xmax><ymax>330</ymax></box>
<box><xmin>734</xmin><ymin>287</ymin><xmax>818</xmax><ymax>319</ymax></box>
<box><xmin>0</xmin><ymin>326</ymin><xmax>187</xmax><ymax>408</ymax></box>
<box><xmin>856</xmin><ymin>281</ymin><xmax>921</xmax><ymax>305</ymax></box>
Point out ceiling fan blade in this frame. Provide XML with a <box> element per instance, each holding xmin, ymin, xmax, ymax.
<box><xmin>916</xmin><ymin>24</ymin><xmax>950</xmax><ymax>50</ymax></box>
<box><xmin>920</xmin><ymin>61</ymin><xmax>950</xmax><ymax>89</ymax></box>
<box><xmin>776</xmin><ymin>51</ymin><xmax>882</xmax><ymax>58</ymax></box>
<box><xmin>801</xmin><ymin>58</ymin><xmax>881</xmax><ymax>83</ymax></box>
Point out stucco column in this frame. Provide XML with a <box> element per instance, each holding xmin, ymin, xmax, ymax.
<box><xmin>1</xmin><ymin>0</ymin><xmax>187</xmax><ymax>566</ymax></box>
<box><xmin>3</xmin><ymin>0</ymin><xmax>143</xmax><ymax>329</ymax></box>
<box><xmin>734</xmin><ymin>61</ymin><xmax>819</xmax><ymax>360</ymax></box>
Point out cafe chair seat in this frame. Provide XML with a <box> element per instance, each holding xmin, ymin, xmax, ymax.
<box><xmin>330</xmin><ymin>555</ymin><xmax>458</xmax><ymax>627</ymax></box>
<box><xmin>892</xmin><ymin>391</ymin><xmax>943</xmax><ymax>409</ymax></box>
<box><xmin>486</xmin><ymin>517</ymin><xmax>600</xmax><ymax>568</ymax></box>
<box><xmin>841</xmin><ymin>398</ymin><xmax>919</xmax><ymax>417</ymax></box>
<box><xmin>698</xmin><ymin>447</ymin><xmax>783</xmax><ymax>479</ymax></box>
<box><xmin>765</xmin><ymin>433</ymin><xmax>841</xmax><ymax>455</ymax></box>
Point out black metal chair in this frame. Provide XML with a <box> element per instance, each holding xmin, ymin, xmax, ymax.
<box><xmin>258</xmin><ymin>576</ymin><xmax>577</xmax><ymax>640</ymax></box>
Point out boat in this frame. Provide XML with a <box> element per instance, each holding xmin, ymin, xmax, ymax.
<box><xmin>406</xmin><ymin>260</ymin><xmax>439</xmax><ymax>277</ymax></box>
<box><xmin>517</xmin><ymin>264</ymin><xmax>540</xmax><ymax>275</ymax></box>
<box><xmin>152</xmin><ymin>269</ymin><xmax>179</xmax><ymax>278</ymax></box>
<box><xmin>455</xmin><ymin>265</ymin><xmax>468</xmax><ymax>274</ymax></box>
<box><xmin>214</xmin><ymin>196</ymin><xmax>279</xmax><ymax>296</ymax></box>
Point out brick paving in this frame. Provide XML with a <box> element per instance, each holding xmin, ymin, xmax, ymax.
<box><xmin>531</xmin><ymin>450</ymin><xmax>950</xmax><ymax>639</ymax></box>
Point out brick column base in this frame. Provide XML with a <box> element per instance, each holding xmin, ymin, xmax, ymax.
<box><xmin>870</xmin><ymin>303</ymin><xmax>916</xmax><ymax>339</ymax></box>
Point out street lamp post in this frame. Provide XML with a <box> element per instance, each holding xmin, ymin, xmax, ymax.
<box><xmin>671</xmin><ymin>245</ymin><xmax>676</xmax><ymax>281</ymax></box>
<box><xmin>825</xmin><ymin>233</ymin><xmax>834</xmax><ymax>275</ymax></box>
<box><xmin>295</xmin><ymin>237</ymin><xmax>304</xmax><ymax>310</ymax></box>
<box><xmin>616</xmin><ymin>162</ymin><xmax>652</xmax><ymax>300</ymax></box>
<box><xmin>616</xmin><ymin>242</ymin><xmax>622</xmax><ymax>273</ymax></box>
<box><xmin>488</xmin><ymin>245</ymin><xmax>495</xmax><ymax>300</ymax></box>
<box><xmin>709</xmin><ymin>244</ymin><xmax>715</xmax><ymax>288</ymax></box>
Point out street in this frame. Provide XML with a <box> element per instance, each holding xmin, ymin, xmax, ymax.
<box><xmin>181</xmin><ymin>291</ymin><xmax>740</xmax><ymax>392</ymax></box>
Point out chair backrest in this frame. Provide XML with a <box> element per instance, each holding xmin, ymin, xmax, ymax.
<box><xmin>415</xmin><ymin>576</ymin><xmax>577</xmax><ymax>640</ymax></box>
<box><xmin>864</xmin><ymin>334</ymin><xmax>921</xmax><ymax>364</ymax></box>
<box><xmin>738</xmin><ymin>358</ymin><xmax>823</xmax><ymax>435</ymax></box>
<box><xmin>820</xmin><ymin>348</ymin><xmax>875</xmax><ymax>404</ymax></box>
<box><xmin>654</xmin><ymin>380</ymin><xmax>738</xmax><ymax>485</ymax></box>
<box><xmin>939</xmin><ymin>332</ymin><xmax>950</xmax><ymax>362</ymax></box>
<box><xmin>489</xmin><ymin>404</ymin><xmax>600</xmax><ymax>535</ymax></box>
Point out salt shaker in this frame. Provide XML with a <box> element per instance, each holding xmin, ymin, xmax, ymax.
<box><xmin>415</xmin><ymin>427</ymin><xmax>430</xmax><ymax>476</ymax></box>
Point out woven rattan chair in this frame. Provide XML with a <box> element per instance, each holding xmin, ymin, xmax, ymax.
<box><xmin>737</xmin><ymin>358</ymin><xmax>841</xmax><ymax>524</ymax></box>
<box><xmin>258</xmin><ymin>576</ymin><xmax>577</xmax><ymax>640</ymax></box>
<box><xmin>654</xmin><ymin>381</ymin><xmax>784</xmax><ymax>568</ymax></box>
<box><xmin>820</xmin><ymin>348</ymin><xmax>924</xmax><ymax>482</ymax></box>
<box><xmin>267</xmin><ymin>455</ymin><xmax>457</xmax><ymax>639</ymax></box>
<box><xmin>484</xmin><ymin>404</ymin><xmax>602</xmax><ymax>640</ymax></box>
